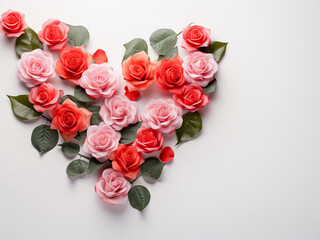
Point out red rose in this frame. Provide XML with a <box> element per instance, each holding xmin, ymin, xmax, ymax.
<box><xmin>0</xmin><ymin>9</ymin><xmax>27</xmax><ymax>37</ymax></box>
<box><xmin>50</xmin><ymin>99</ymin><xmax>92</xmax><ymax>141</ymax></box>
<box><xmin>173</xmin><ymin>84</ymin><xmax>209</xmax><ymax>112</ymax></box>
<box><xmin>181</xmin><ymin>25</ymin><xmax>211</xmax><ymax>51</ymax></box>
<box><xmin>55</xmin><ymin>46</ymin><xmax>92</xmax><ymax>85</ymax></box>
<box><xmin>29</xmin><ymin>83</ymin><xmax>63</xmax><ymax>112</ymax></box>
<box><xmin>155</xmin><ymin>56</ymin><xmax>186</xmax><ymax>94</ymax></box>
<box><xmin>133</xmin><ymin>127</ymin><xmax>163</xmax><ymax>153</ymax></box>
<box><xmin>38</xmin><ymin>19</ymin><xmax>70</xmax><ymax>50</ymax></box>
<box><xmin>110</xmin><ymin>144</ymin><xmax>144</xmax><ymax>180</ymax></box>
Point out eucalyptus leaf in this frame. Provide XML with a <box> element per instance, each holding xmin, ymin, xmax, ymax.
<box><xmin>74</xmin><ymin>86</ymin><xmax>93</xmax><ymax>102</ymax></box>
<box><xmin>31</xmin><ymin>125</ymin><xmax>59</xmax><ymax>154</ymax></box>
<box><xmin>15</xmin><ymin>27</ymin><xmax>43</xmax><ymax>58</ymax></box>
<box><xmin>85</xmin><ymin>105</ymin><xmax>102</xmax><ymax>125</ymax></box>
<box><xmin>158</xmin><ymin>47</ymin><xmax>178</xmax><ymax>61</ymax></box>
<box><xmin>150</xmin><ymin>28</ymin><xmax>177</xmax><ymax>55</ymax></box>
<box><xmin>175</xmin><ymin>111</ymin><xmax>202</xmax><ymax>144</ymax></box>
<box><xmin>66</xmin><ymin>159</ymin><xmax>88</xmax><ymax>178</ymax></box>
<box><xmin>202</xmin><ymin>78</ymin><xmax>217</xmax><ymax>93</ymax></box>
<box><xmin>74</xmin><ymin>131</ymin><xmax>87</xmax><ymax>144</ymax></box>
<box><xmin>199</xmin><ymin>41</ymin><xmax>228</xmax><ymax>62</ymax></box>
<box><xmin>7</xmin><ymin>95</ymin><xmax>41</xmax><ymax>120</ymax></box>
<box><xmin>60</xmin><ymin>95</ymin><xmax>84</xmax><ymax>107</ymax></box>
<box><xmin>120</xmin><ymin>122</ymin><xmax>142</xmax><ymax>144</ymax></box>
<box><xmin>87</xmin><ymin>158</ymin><xmax>109</xmax><ymax>175</ymax></box>
<box><xmin>122</xmin><ymin>38</ymin><xmax>148</xmax><ymax>62</ymax></box>
<box><xmin>140</xmin><ymin>157</ymin><xmax>166</xmax><ymax>181</ymax></box>
<box><xmin>67</xmin><ymin>25</ymin><xmax>90</xmax><ymax>47</ymax></box>
<box><xmin>59</xmin><ymin>142</ymin><xmax>80</xmax><ymax>158</ymax></box>
<box><xmin>128</xmin><ymin>185</ymin><xmax>151</xmax><ymax>211</ymax></box>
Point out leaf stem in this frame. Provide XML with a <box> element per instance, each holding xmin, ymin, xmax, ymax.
<box><xmin>41</xmin><ymin>114</ymin><xmax>52</xmax><ymax>122</ymax></box>
<box><xmin>130</xmin><ymin>174</ymin><xmax>141</xmax><ymax>184</ymax></box>
<box><xmin>78</xmin><ymin>153</ymin><xmax>91</xmax><ymax>160</ymax></box>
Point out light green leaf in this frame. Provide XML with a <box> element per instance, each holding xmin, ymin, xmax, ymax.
<box><xmin>31</xmin><ymin>125</ymin><xmax>59</xmax><ymax>153</ymax></box>
<box><xmin>74</xmin><ymin>86</ymin><xmax>93</xmax><ymax>102</ymax></box>
<box><xmin>158</xmin><ymin>47</ymin><xmax>178</xmax><ymax>61</ymax></box>
<box><xmin>85</xmin><ymin>105</ymin><xmax>102</xmax><ymax>125</ymax></box>
<box><xmin>175</xmin><ymin>111</ymin><xmax>202</xmax><ymax>144</ymax></box>
<box><xmin>60</xmin><ymin>95</ymin><xmax>85</xmax><ymax>107</ymax></box>
<box><xmin>140</xmin><ymin>157</ymin><xmax>166</xmax><ymax>181</ymax></box>
<box><xmin>150</xmin><ymin>28</ymin><xmax>177</xmax><ymax>55</ymax></box>
<box><xmin>202</xmin><ymin>78</ymin><xmax>217</xmax><ymax>93</ymax></box>
<box><xmin>66</xmin><ymin>159</ymin><xmax>88</xmax><ymax>178</ymax></box>
<box><xmin>128</xmin><ymin>185</ymin><xmax>151</xmax><ymax>211</ymax></box>
<box><xmin>87</xmin><ymin>158</ymin><xmax>109</xmax><ymax>175</ymax></box>
<box><xmin>199</xmin><ymin>41</ymin><xmax>228</xmax><ymax>62</ymax></box>
<box><xmin>120</xmin><ymin>122</ymin><xmax>142</xmax><ymax>144</ymax></box>
<box><xmin>15</xmin><ymin>27</ymin><xmax>43</xmax><ymax>58</ymax></box>
<box><xmin>7</xmin><ymin>95</ymin><xmax>41</xmax><ymax>120</ymax></box>
<box><xmin>59</xmin><ymin>142</ymin><xmax>80</xmax><ymax>158</ymax></box>
<box><xmin>67</xmin><ymin>25</ymin><xmax>90</xmax><ymax>47</ymax></box>
<box><xmin>122</xmin><ymin>38</ymin><xmax>148</xmax><ymax>62</ymax></box>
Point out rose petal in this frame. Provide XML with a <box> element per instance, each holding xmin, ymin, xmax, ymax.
<box><xmin>92</xmin><ymin>49</ymin><xmax>108</xmax><ymax>64</ymax></box>
<box><xmin>159</xmin><ymin>146</ymin><xmax>174</xmax><ymax>163</ymax></box>
<box><xmin>124</xmin><ymin>86</ymin><xmax>140</xmax><ymax>101</ymax></box>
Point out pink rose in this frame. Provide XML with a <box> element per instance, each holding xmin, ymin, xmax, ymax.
<box><xmin>79</xmin><ymin>63</ymin><xmax>120</xmax><ymax>99</ymax></box>
<box><xmin>38</xmin><ymin>19</ymin><xmax>70</xmax><ymax>50</ymax></box>
<box><xmin>183</xmin><ymin>52</ymin><xmax>218</xmax><ymax>87</ymax></box>
<box><xmin>83</xmin><ymin>122</ymin><xmax>120</xmax><ymax>162</ymax></box>
<box><xmin>0</xmin><ymin>10</ymin><xmax>27</xmax><ymax>37</ymax></box>
<box><xmin>140</xmin><ymin>99</ymin><xmax>183</xmax><ymax>134</ymax></box>
<box><xmin>95</xmin><ymin>168</ymin><xmax>130</xmax><ymax>205</ymax></box>
<box><xmin>99</xmin><ymin>95</ymin><xmax>138</xmax><ymax>131</ymax></box>
<box><xmin>133</xmin><ymin>127</ymin><xmax>163</xmax><ymax>153</ymax></box>
<box><xmin>17</xmin><ymin>49</ymin><xmax>55</xmax><ymax>88</ymax></box>
<box><xmin>29</xmin><ymin>83</ymin><xmax>63</xmax><ymax>112</ymax></box>
<box><xmin>181</xmin><ymin>25</ymin><xmax>211</xmax><ymax>51</ymax></box>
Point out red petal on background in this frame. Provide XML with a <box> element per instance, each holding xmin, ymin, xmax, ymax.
<box><xmin>125</xmin><ymin>86</ymin><xmax>140</xmax><ymax>101</ymax></box>
<box><xmin>160</xmin><ymin>146</ymin><xmax>174</xmax><ymax>163</ymax></box>
<box><xmin>92</xmin><ymin>49</ymin><xmax>108</xmax><ymax>64</ymax></box>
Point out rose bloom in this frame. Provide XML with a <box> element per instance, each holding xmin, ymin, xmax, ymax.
<box><xmin>155</xmin><ymin>56</ymin><xmax>186</xmax><ymax>94</ymax></box>
<box><xmin>0</xmin><ymin>9</ymin><xmax>27</xmax><ymax>37</ymax></box>
<box><xmin>38</xmin><ymin>19</ymin><xmax>70</xmax><ymax>50</ymax></box>
<box><xmin>183</xmin><ymin>52</ymin><xmax>218</xmax><ymax>87</ymax></box>
<box><xmin>83</xmin><ymin>122</ymin><xmax>120</xmax><ymax>162</ymax></box>
<box><xmin>181</xmin><ymin>25</ymin><xmax>211</xmax><ymax>51</ymax></box>
<box><xmin>133</xmin><ymin>127</ymin><xmax>163</xmax><ymax>153</ymax></box>
<box><xmin>55</xmin><ymin>45</ymin><xmax>92</xmax><ymax>85</ymax></box>
<box><xmin>173</xmin><ymin>84</ymin><xmax>209</xmax><ymax>112</ymax></box>
<box><xmin>29</xmin><ymin>83</ymin><xmax>63</xmax><ymax>112</ymax></box>
<box><xmin>17</xmin><ymin>49</ymin><xmax>55</xmax><ymax>88</ymax></box>
<box><xmin>95</xmin><ymin>168</ymin><xmax>131</xmax><ymax>205</ymax></box>
<box><xmin>140</xmin><ymin>99</ymin><xmax>183</xmax><ymax>134</ymax></box>
<box><xmin>79</xmin><ymin>63</ymin><xmax>120</xmax><ymax>99</ymax></box>
<box><xmin>110</xmin><ymin>144</ymin><xmax>144</xmax><ymax>180</ymax></box>
<box><xmin>50</xmin><ymin>99</ymin><xmax>92</xmax><ymax>142</ymax></box>
<box><xmin>122</xmin><ymin>51</ymin><xmax>154</xmax><ymax>91</ymax></box>
<box><xmin>99</xmin><ymin>95</ymin><xmax>138</xmax><ymax>131</ymax></box>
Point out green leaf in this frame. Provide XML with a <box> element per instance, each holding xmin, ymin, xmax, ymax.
<box><xmin>74</xmin><ymin>86</ymin><xmax>93</xmax><ymax>102</ymax></box>
<box><xmin>175</xmin><ymin>111</ymin><xmax>202</xmax><ymax>145</ymax></box>
<box><xmin>199</xmin><ymin>41</ymin><xmax>228</xmax><ymax>62</ymax></box>
<box><xmin>15</xmin><ymin>27</ymin><xmax>43</xmax><ymax>58</ymax></box>
<box><xmin>122</xmin><ymin>38</ymin><xmax>148</xmax><ymax>62</ymax></box>
<box><xmin>59</xmin><ymin>142</ymin><xmax>80</xmax><ymax>158</ymax></box>
<box><xmin>7</xmin><ymin>95</ymin><xmax>41</xmax><ymax>120</ymax></box>
<box><xmin>60</xmin><ymin>95</ymin><xmax>85</xmax><ymax>107</ymax></box>
<box><xmin>158</xmin><ymin>47</ymin><xmax>178</xmax><ymax>61</ymax></box>
<box><xmin>74</xmin><ymin>131</ymin><xmax>87</xmax><ymax>144</ymax></box>
<box><xmin>67</xmin><ymin>25</ymin><xmax>90</xmax><ymax>47</ymax></box>
<box><xmin>66</xmin><ymin>159</ymin><xmax>88</xmax><ymax>178</ymax></box>
<box><xmin>31</xmin><ymin>125</ymin><xmax>59</xmax><ymax>153</ymax></box>
<box><xmin>202</xmin><ymin>78</ymin><xmax>217</xmax><ymax>93</ymax></box>
<box><xmin>128</xmin><ymin>185</ymin><xmax>151</xmax><ymax>211</ymax></box>
<box><xmin>87</xmin><ymin>158</ymin><xmax>109</xmax><ymax>175</ymax></box>
<box><xmin>150</xmin><ymin>28</ymin><xmax>177</xmax><ymax>55</ymax></box>
<box><xmin>140</xmin><ymin>157</ymin><xmax>166</xmax><ymax>181</ymax></box>
<box><xmin>85</xmin><ymin>105</ymin><xmax>102</xmax><ymax>125</ymax></box>
<box><xmin>120</xmin><ymin>121</ymin><xmax>142</xmax><ymax>144</ymax></box>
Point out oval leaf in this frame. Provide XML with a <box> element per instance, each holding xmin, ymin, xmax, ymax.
<box><xmin>85</xmin><ymin>105</ymin><xmax>102</xmax><ymax>125</ymax></box>
<box><xmin>202</xmin><ymin>78</ymin><xmax>217</xmax><ymax>93</ymax></box>
<box><xmin>175</xmin><ymin>111</ymin><xmax>202</xmax><ymax>145</ymax></box>
<box><xmin>74</xmin><ymin>131</ymin><xmax>87</xmax><ymax>144</ymax></box>
<box><xmin>31</xmin><ymin>125</ymin><xmax>59</xmax><ymax>153</ymax></box>
<box><xmin>140</xmin><ymin>157</ymin><xmax>166</xmax><ymax>181</ymax></box>
<box><xmin>87</xmin><ymin>158</ymin><xmax>109</xmax><ymax>175</ymax></box>
<box><xmin>120</xmin><ymin>122</ymin><xmax>142</xmax><ymax>144</ymax></box>
<box><xmin>199</xmin><ymin>41</ymin><xmax>228</xmax><ymax>62</ymax></box>
<box><xmin>66</xmin><ymin>159</ymin><xmax>88</xmax><ymax>178</ymax></box>
<box><xmin>158</xmin><ymin>47</ymin><xmax>178</xmax><ymax>61</ymax></box>
<box><xmin>7</xmin><ymin>95</ymin><xmax>41</xmax><ymax>120</ymax></box>
<box><xmin>122</xmin><ymin>38</ymin><xmax>148</xmax><ymax>62</ymax></box>
<box><xmin>150</xmin><ymin>28</ymin><xmax>177</xmax><ymax>55</ymax></box>
<box><xmin>60</xmin><ymin>95</ymin><xmax>85</xmax><ymax>107</ymax></box>
<box><xmin>15</xmin><ymin>27</ymin><xmax>43</xmax><ymax>58</ymax></box>
<box><xmin>67</xmin><ymin>25</ymin><xmax>90</xmax><ymax>47</ymax></box>
<box><xmin>74</xmin><ymin>86</ymin><xmax>94</xmax><ymax>102</ymax></box>
<box><xmin>128</xmin><ymin>185</ymin><xmax>151</xmax><ymax>211</ymax></box>
<box><xmin>59</xmin><ymin>142</ymin><xmax>80</xmax><ymax>158</ymax></box>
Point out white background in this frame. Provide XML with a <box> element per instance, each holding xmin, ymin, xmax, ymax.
<box><xmin>0</xmin><ymin>0</ymin><xmax>319</xmax><ymax>239</ymax></box>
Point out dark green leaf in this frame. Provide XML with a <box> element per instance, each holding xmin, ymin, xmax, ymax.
<box><xmin>150</xmin><ymin>28</ymin><xmax>177</xmax><ymax>55</ymax></box>
<box><xmin>31</xmin><ymin>125</ymin><xmax>59</xmax><ymax>153</ymax></box>
<box><xmin>158</xmin><ymin>47</ymin><xmax>178</xmax><ymax>61</ymax></box>
<box><xmin>85</xmin><ymin>105</ymin><xmax>102</xmax><ymax>125</ymax></box>
<box><xmin>199</xmin><ymin>41</ymin><xmax>228</xmax><ymax>62</ymax></box>
<box><xmin>60</xmin><ymin>95</ymin><xmax>85</xmax><ymax>107</ymax></box>
<box><xmin>59</xmin><ymin>142</ymin><xmax>80</xmax><ymax>158</ymax></box>
<box><xmin>74</xmin><ymin>86</ymin><xmax>93</xmax><ymax>102</ymax></box>
<box><xmin>67</xmin><ymin>25</ymin><xmax>90</xmax><ymax>47</ymax></box>
<box><xmin>122</xmin><ymin>38</ymin><xmax>148</xmax><ymax>62</ymax></box>
<box><xmin>15</xmin><ymin>27</ymin><xmax>43</xmax><ymax>58</ymax></box>
<box><xmin>66</xmin><ymin>159</ymin><xmax>88</xmax><ymax>178</ymax></box>
<box><xmin>120</xmin><ymin>122</ymin><xmax>142</xmax><ymax>144</ymax></box>
<box><xmin>74</xmin><ymin>131</ymin><xmax>87</xmax><ymax>144</ymax></box>
<box><xmin>140</xmin><ymin>157</ymin><xmax>166</xmax><ymax>181</ymax></box>
<box><xmin>7</xmin><ymin>95</ymin><xmax>41</xmax><ymax>120</ymax></box>
<box><xmin>128</xmin><ymin>185</ymin><xmax>151</xmax><ymax>211</ymax></box>
<box><xmin>202</xmin><ymin>78</ymin><xmax>217</xmax><ymax>93</ymax></box>
<box><xmin>176</xmin><ymin>111</ymin><xmax>202</xmax><ymax>144</ymax></box>
<box><xmin>87</xmin><ymin>158</ymin><xmax>109</xmax><ymax>175</ymax></box>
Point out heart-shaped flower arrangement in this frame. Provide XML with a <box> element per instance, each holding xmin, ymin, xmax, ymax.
<box><xmin>2</xmin><ymin>9</ymin><xmax>227</xmax><ymax>211</ymax></box>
